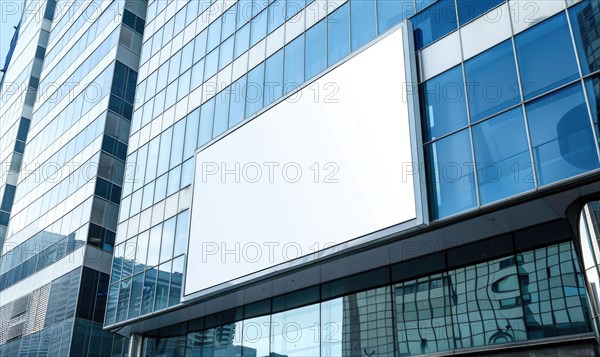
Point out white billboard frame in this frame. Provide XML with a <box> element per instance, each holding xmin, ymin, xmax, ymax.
<box><xmin>182</xmin><ymin>21</ymin><xmax>426</xmax><ymax>302</ymax></box>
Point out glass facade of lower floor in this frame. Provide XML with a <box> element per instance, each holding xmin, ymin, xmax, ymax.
<box><xmin>138</xmin><ymin>240</ymin><xmax>592</xmax><ymax>357</ymax></box>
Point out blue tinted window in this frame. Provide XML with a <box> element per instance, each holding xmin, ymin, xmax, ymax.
<box><xmin>157</xmin><ymin>127</ymin><xmax>172</xmax><ymax>176</ymax></box>
<box><xmin>526</xmin><ymin>83</ymin><xmax>599</xmax><ymax>185</ymax></box>
<box><xmin>465</xmin><ymin>40</ymin><xmax>521</xmax><ymax>122</ymax></box>
<box><xmin>351</xmin><ymin>0</ymin><xmax>377</xmax><ymax>50</ymax></box>
<box><xmin>193</xmin><ymin>30</ymin><xmax>207</xmax><ymax>63</ymax></box>
<box><xmin>183</xmin><ymin>110</ymin><xmax>199</xmax><ymax>160</ymax></box>
<box><xmin>457</xmin><ymin>0</ymin><xmax>503</xmax><ymax>25</ymax></box>
<box><xmin>246</xmin><ymin>63</ymin><xmax>265</xmax><ymax>117</ymax></box>
<box><xmin>234</xmin><ymin>23</ymin><xmax>251</xmax><ymax>58</ymax></box>
<box><xmin>160</xmin><ymin>217</ymin><xmax>176</xmax><ymax>263</ymax></box>
<box><xmin>169</xmin><ymin>119</ymin><xmax>185</xmax><ymax>169</ymax></box>
<box><xmin>229</xmin><ymin>74</ymin><xmax>247</xmax><ymax>128</ymax></box>
<box><xmin>421</xmin><ymin>65</ymin><xmax>468</xmax><ymax>140</ymax></box>
<box><xmin>174</xmin><ymin>211</ymin><xmax>189</xmax><ymax>257</ymax></box>
<box><xmin>473</xmin><ymin>108</ymin><xmax>534</xmax><ymax>204</ymax></box>
<box><xmin>204</xmin><ymin>47</ymin><xmax>219</xmax><ymax>81</ymax></box>
<box><xmin>219</xmin><ymin>36</ymin><xmax>234</xmax><ymax>70</ymax></box>
<box><xmin>213</xmin><ymin>90</ymin><xmax>231</xmax><ymax>137</ymax></box>
<box><xmin>147</xmin><ymin>224</ymin><xmax>162</xmax><ymax>267</ymax></box>
<box><xmin>252</xmin><ymin>0</ymin><xmax>268</xmax><ymax>17</ymax></box>
<box><xmin>169</xmin><ymin>256</ymin><xmax>184</xmax><ymax>307</ymax></box>
<box><xmin>116</xmin><ymin>278</ymin><xmax>131</xmax><ymax>322</ymax></box>
<box><xmin>250</xmin><ymin>9</ymin><xmax>268</xmax><ymax>47</ymax></box>
<box><xmin>167</xmin><ymin>165</ymin><xmax>181</xmax><ymax>196</ymax></box>
<box><xmin>198</xmin><ymin>97</ymin><xmax>215</xmax><ymax>146</ymax></box>
<box><xmin>154</xmin><ymin>262</ymin><xmax>170</xmax><ymax>311</ymax></box>
<box><xmin>412</xmin><ymin>0</ymin><xmax>457</xmax><ymax>49</ymax></box>
<box><xmin>377</xmin><ymin>0</ymin><xmax>414</xmax><ymax>34</ymax></box>
<box><xmin>222</xmin><ymin>4</ymin><xmax>237</xmax><ymax>40</ymax></box>
<box><xmin>306</xmin><ymin>21</ymin><xmax>327</xmax><ymax>80</ymax></box>
<box><xmin>191</xmin><ymin>59</ymin><xmax>204</xmax><ymax>90</ymax></box>
<box><xmin>515</xmin><ymin>13</ymin><xmax>579</xmax><ymax>99</ymax></box>
<box><xmin>141</xmin><ymin>269</ymin><xmax>156</xmax><ymax>315</ymax></box>
<box><xmin>268</xmin><ymin>0</ymin><xmax>286</xmax><ymax>33</ymax></box>
<box><xmin>569</xmin><ymin>0</ymin><xmax>600</xmax><ymax>75</ymax></box>
<box><xmin>206</xmin><ymin>19</ymin><xmax>221</xmax><ymax>52</ymax></box>
<box><xmin>127</xmin><ymin>273</ymin><xmax>143</xmax><ymax>319</ymax></box>
<box><xmin>287</xmin><ymin>0</ymin><xmax>304</xmax><ymax>19</ymax></box>
<box><xmin>284</xmin><ymin>34</ymin><xmax>304</xmax><ymax>94</ymax></box>
<box><xmin>237</xmin><ymin>0</ymin><xmax>253</xmax><ymax>26</ymax></box>
<box><xmin>264</xmin><ymin>50</ymin><xmax>284</xmax><ymax>107</ymax></box>
<box><xmin>181</xmin><ymin>42</ymin><xmax>194</xmax><ymax>73</ymax></box>
<box><xmin>417</xmin><ymin>0</ymin><xmax>436</xmax><ymax>11</ymax></box>
<box><xmin>426</xmin><ymin>129</ymin><xmax>477</xmax><ymax>218</ymax></box>
<box><xmin>177</xmin><ymin>70</ymin><xmax>190</xmax><ymax>101</ymax></box>
<box><xmin>585</xmin><ymin>76</ymin><xmax>600</xmax><ymax>143</ymax></box>
<box><xmin>328</xmin><ymin>4</ymin><xmax>350</xmax><ymax>66</ymax></box>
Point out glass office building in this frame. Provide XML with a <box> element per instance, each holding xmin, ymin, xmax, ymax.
<box><xmin>2</xmin><ymin>0</ymin><xmax>599</xmax><ymax>356</ymax></box>
<box><xmin>103</xmin><ymin>0</ymin><xmax>600</xmax><ymax>356</ymax></box>
<box><xmin>0</xmin><ymin>0</ymin><xmax>146</xmax><ymax>355</ymax></box>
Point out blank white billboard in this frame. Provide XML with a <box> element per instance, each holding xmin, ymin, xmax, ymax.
<box><xmin>184</xmin><ymin>25</ymin><xmax>425</xmax><ymax>298</ymax></box>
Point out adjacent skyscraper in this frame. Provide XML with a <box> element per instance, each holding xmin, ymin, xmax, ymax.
<box><xmin>0</xmin><ymin>0</ymin><xmax>146</xmax><ymax>355</ymax></box>
<box><xmin>2</xmin><ymin>0</ymin><xmax>600</xmax><ymax>356</ymax></box>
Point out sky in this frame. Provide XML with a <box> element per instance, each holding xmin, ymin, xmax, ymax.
<box><xmin>0</xmin><ymin>0</ymin><xmax>25</xmax><ymax>69</ymax></box>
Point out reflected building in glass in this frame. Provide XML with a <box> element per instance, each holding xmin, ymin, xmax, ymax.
<box><xmin>0</xmin><ymin>0</ymin><xmax>146</xmax><ymax>355</ymax></box>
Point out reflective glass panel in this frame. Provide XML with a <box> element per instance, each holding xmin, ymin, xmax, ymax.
<box><xmin>268</xmin><ymin>0</ymin><xmax>285</xmax><ymax>33</ymax></box>
<box><xmin>141</xmin><ymin>268</ymin><xmax>156</xmax><ymax>315</ymax></box>
<box><xmin>213</xmin><ymin>89</ymin><xmax>232</xmax><ymax>137</ymax></box>
<box><xmin>421</xmin><ymin>65</ymin><xmax>468</xmax><ymax>141</ymax></box>
<box><xmin>585</xmin><ymin>75</ymin><xmax>600</xmax><ymax>144</ymax></box>
<box><xmin>411</xmin><ymin>0</ymin><xmax>457</xmax><ymax>49</ymax></box>
<box><xmin>271</xmin><ymin>304</ymin><xmax>320</xmax><ymax>356</ymax></box>
<box><xmin>426</xmin><ymin>129</ymin><xmax>477</xmax><ymax>218</ymax></box>
<box><xmin>472</xmin><ymin>108</ymin><xmax>534</xmax><ymax>204</ymax></box>
<box><xmin>154</xmin><ymin>261</ymin><xmax>171</xmax><ymax>311</ymax></box>
<box><xmin>394</xmin><ymin>274</ymin><xmax>454</xmax><ymax>354</ymax></box>
<box><xmin>169</xmin><ymin>256</ymin><xmax>184</xmax><ymax>307</ymax></box>
<box><xmin>146</xmin><ymin>224</ymin><xmax>162</xmax><ymax>267</ymax></box>
<box><xmin>570</xmin><ymin>0</ymin><xmax>600</xmax><ymax>75</ymax></box>
<box><xmin>246</xmin><ymin>63</ymin><xmax>265</xmax><ymax>117</ymax></box>
<box><xmin>160</xmin><ymin>217</ymin><xmax>176</xmax><ymax>264</ymax></box>
<box><xmin>174</xmin><ymin>210</ymin><xmax>189</xmax><ymax>257</ymax></box>
<box><xmin>351</xmin><ymin>0</ymin><xmax>377</xmax><ymax>50</ymax></box>
<box><xmin>465</xmin><ymin>40</ymin><xmax>521</xmax><ymax>122</ymax></box>
<box><xmin>327</xmin><ymin>4</ymin><xmax>350</xmax><ymax>66</ymax></box>
<box><xmin>284</xmin><ymin>34</ymin><xmax>304</xmax><ymax>94</ymax></box>
<box><xmin>515</xmin><ymin>13</ymin><xmax>580</xmax><ymax>99</ymax></box>
<box><xmin>198</xmin><ymin>97</ymin><xmax>215</xmax><ymax>146</ymax></box>
<box><xmin>306</xmin><ymin>21</ymin><xmax>327</xmax><ymax>80</ymax></box>
<box><xmin>235</xmin><ymin>23</ymin><xmax>251</xmax><ymax>58</ymax></box>
<box><xmin>264</xmin><ymin>50</ymin><xmax>283</xmax><ymax>107</ymax></box>
<box><xmin>229</xmin><ymin>74</ymin><xmax>248</xmax><ymax>128</ymax></box>
<box><xmin>526</xmin><ymin>83</ymin><xmax>599</xmax><ymax>186</ymax></box>
<box><xmin>241</xmin><ymin>315</ymin><xmax>270</xmax><ymax>356</ymax></box>
<box><xmin>377</xmin><ymin>0</ymin><xmax>413</xmax><ymax>34</ymax></box>
<box><xmin>457</xmin><ymin>0</ymin><xmax>503</xmax><ymax>25</ymax></box>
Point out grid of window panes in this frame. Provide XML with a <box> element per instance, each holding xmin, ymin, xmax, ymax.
<box><xmin>0</xmin><ymin>0</ymin><xmax>147</xmax><ymax>292</ymax></box>
<box><xmin>115</xmin><ymin>0</ymin><xmax>447</xmax><ymax>324</ymax></box>
<box><xmin>136</xmin><ymin>241</ymin><xmax>592</xmax><ymax>357</ymax></box>
<box><xmin>423</xmin><ymin>0</ymin><xmax>600</xmax><ymax>219</ymax></box>
<box><xmin>0</xmin><ymin>267</ymin><xmax>120</xmax><ymax>356</ymax></box>
<box><xmin>113</xmin><ymin>0</ymin><xmax>600</xmax><ymax>324</ymax></box>
<box><xmin>105</xmin><ymin>210</ymin><xmax>189</xmax><ymax>325</ymax></box>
